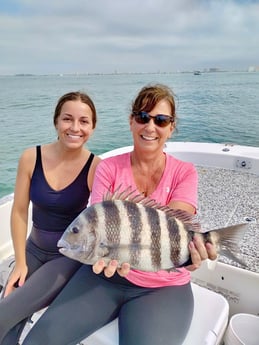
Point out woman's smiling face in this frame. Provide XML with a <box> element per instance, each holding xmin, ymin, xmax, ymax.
<box><xmin>56</xmin><ymin>100</ymin><xmax>94</xmax><ymax>148</ymax></box>
<box><xmin>130</xmin><ymin>99</ymin><xmax>175</xmax><ymax>151</ymax></box>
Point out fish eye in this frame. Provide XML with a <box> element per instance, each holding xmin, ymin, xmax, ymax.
<box><xmin>72</xmin><ymin>227</ymin><xmax>79</xmax><ymax>234</ymax></box>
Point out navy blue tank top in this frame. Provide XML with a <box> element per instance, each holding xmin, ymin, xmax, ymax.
<box><xmin>30</xmin><ymin>146</ymin><xmax>94</xmax><ymax>232</ymax></box>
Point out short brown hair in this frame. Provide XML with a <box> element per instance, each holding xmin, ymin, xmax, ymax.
<box><xmin>131</xmin><ymin>84</ymin><xmax>176</xmax><ymax>123</ymax></box>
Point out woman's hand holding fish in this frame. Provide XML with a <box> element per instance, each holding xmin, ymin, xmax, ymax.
<box><xmin>92</xmin><ymin>260</ymin><xmax>130</xmax><ymax>277</ymax></box>
<box><xmin>186</xmin><ymin>236</ymin><xmax>218</xmax><ymax>271</ymax></box>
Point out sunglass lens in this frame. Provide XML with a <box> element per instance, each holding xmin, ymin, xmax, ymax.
<box><xmin>134</xmin><ymin>112</ymin><xmax>172</xmax><ymax>127</ymax></box>
<box><xmin>138</xmin><ymin>112</ymin><xmax>149</xmax><ymax>123</ymax></box>
<box><xmin>155</xmin><ymin>115</ymin><xmax>171</xmax><ymax>127</ymax></box>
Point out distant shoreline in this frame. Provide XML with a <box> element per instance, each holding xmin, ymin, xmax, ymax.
<box><xmin>0</xmin><ymin>70</ymin><xmax>257</xmax><ymax>77</ymax></box>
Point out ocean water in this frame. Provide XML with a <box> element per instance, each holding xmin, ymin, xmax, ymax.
<box><xmin>0</xmin><ymin>71</ymin><xmax>259</xmax><ymax>198</ymax></box>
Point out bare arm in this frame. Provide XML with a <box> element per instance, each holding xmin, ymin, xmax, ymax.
<box><xmin>4</xmin><ymin>148</ymin><xmax>35</xmax><ymax>297</ymax></box>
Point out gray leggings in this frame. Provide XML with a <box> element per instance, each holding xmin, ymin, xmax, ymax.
<box><xmin>0</xmin><ymin>236</ymin><xmax>81</xmax><ymax>345</ymax></box>
<box><xmin>23</xmin><ymin>265</ymin><xmax>194</xmax><ymax>345</ymax></box>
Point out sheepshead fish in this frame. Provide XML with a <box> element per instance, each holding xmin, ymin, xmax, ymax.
<box><xmin>58</xmin><ymin>189</ymin><xmax>248</xmax><ymax>271</ymax></box>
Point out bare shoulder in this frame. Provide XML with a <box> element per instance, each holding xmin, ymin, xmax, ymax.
<box><xmin>90</xmin><ymin>154</ymin><xmax>101</xmax><ymax>174</ymax></box>
<box><xmin>20</xmin><ymin>147</ymin><xmax>36</xmax><ymax>163</ymax></box>
<box><xmin>88</xmin><ymin>154</ymin><xmax>102</xmax><ymax>190</ymax></box>
<box><xmin>92</xmin><ymin>155</ymin><xmax>101</xmax><ymax>167</ymax></box>
<box><xmin>12</xmin><ymin>147</ymin><xmax>37</xmax><ymax>202</ymax></box>
<box><xmin>18</xmin><ymin>147</ymin><xmax>37</xmax><ymax>173</ymax></box>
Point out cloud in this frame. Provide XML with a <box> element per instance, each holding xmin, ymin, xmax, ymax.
<box><xmin>0</xmin><ymin>0</ymin><xmax>259</xmax><ymax>74</ymax></box>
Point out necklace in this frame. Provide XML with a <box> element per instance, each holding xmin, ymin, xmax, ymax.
<box><xmin>131</xmin><ymin>153</ymin><xmax>165</xmax><ymax>197</ymax></box>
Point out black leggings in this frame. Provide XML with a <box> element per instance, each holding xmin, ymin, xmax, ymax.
<box><xmin>23</xmin><ymin>265</ymin><xmax>194</xmax><ymax>345</ymax></box>
<box><xmin>0</xmin><ymin>234</ymin><xmax>81</xmax><ymax>345</ymax></box>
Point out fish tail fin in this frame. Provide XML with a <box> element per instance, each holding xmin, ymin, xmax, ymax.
<box><xmin>211</xmin><ymin>223</ymin><xmax>249</xmax><ymax>266</ymax></box>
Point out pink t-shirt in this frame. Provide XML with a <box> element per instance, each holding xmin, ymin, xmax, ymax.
<box><xmin>91</xmin><ymin>151</ymin><xmax>198</xmax><ymax>288</ymax></box>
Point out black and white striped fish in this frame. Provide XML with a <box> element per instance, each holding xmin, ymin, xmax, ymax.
<box><xmin>58</xmin><ymin>190</ymin><xmax>248</xmax><ymax>271</ymax></box>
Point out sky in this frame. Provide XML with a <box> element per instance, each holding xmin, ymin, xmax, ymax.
<box><xmin>0</xmin><ymin>0</ymin><xmax>259</xmax><ymax>75</ymax></box>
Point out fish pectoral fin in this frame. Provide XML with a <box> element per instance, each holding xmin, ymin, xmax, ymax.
<box><xmin>97</xmin><ymin>244</ymin><xmax>110</xmax><ymax>257</ymax></box>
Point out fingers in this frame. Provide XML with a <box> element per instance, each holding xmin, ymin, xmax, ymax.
<box><xmin>186</xmin><ymin>236</ymin><xmax>218</xmax><ymax>272</ymax></box>
<box><xmin>18</xmin><ymin>272</ymin><xmax>27</xmax><ymax>288</ymax></box>
<box><xmin>186</xmin><ymin>241</ymin><xmax>202</xmax><ymax>271</ymax></box>
<box><xmin>102</xmin><ymin>260</ymin><xmax>119</xmax><ymax>278</ymax></box>
<box><xmin>193</xmin><ymin>236</ymin><xmax>209</xmax><ymax>260</ymax></box>
<box><xmin>92</xmin><ymin>260</ymin><xmax>130</xmax><ymax>278</ymax></box>
<box><xmin>205</xmin><ymin>242</ymin><xmax>218</xmax><ymax>261</ymax></box>
<box><xmin>4</xmin><ymin>276</ymin><xmax>22</xmax><ymax>297</ymax></box>
<box><xmin>3</xmin><ymin>264</ymin><xmax>28</xmax><ymax>297</ymax></box>
<box><xmin>3</xmin><ymin>282</ymin><xmax>15</xmax><ymax>297</ymax></box>
<box><xmin>92</xmin><ymin>259</ymin><xmax>107</xmax><ymax>274</ymax></box>
<box><xmin>193</xmin><ymin>236</ymin><xmax>218</xmax><ymax>261</ymax></box>
<box><xmin>117</xmin><ymin>263</ymin><xmax>130</xmax><ymax>277</ymax></box>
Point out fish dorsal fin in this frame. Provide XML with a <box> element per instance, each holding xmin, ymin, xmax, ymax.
<box><xmin>164</xmin><ymin>208</ymin><xmax>201</xmax><ymax>232</ymax></box>
<box><xmin>103</xmin><ymin>184</ymin><xmax>157</xmax><ymax>206</ymax></box>
<box><xmin>103</xmin><ymin>185</ymin><xmax>201</xmax><ymax>231</ymax></box>
<box><xmin>104</xmin><ymin>185</ymin><xmax>135</xmax><ymax>201</ymax></box>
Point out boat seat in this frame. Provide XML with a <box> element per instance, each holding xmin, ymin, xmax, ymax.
<box><xmin>82</xmin><ymin>283</ymin><xmax>229</xmax><ymax>345</ymax></box>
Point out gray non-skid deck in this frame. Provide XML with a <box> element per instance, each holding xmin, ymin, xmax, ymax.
<box><xmin>196</xmin><ymin>165</ymin><xmax>259</xmax><ymax>273</ymax></box>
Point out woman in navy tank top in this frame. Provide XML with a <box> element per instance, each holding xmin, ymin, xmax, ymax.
<box><xmin>0</xmin><ymin>91</ymin><xmax>101</xmax><ymax>344</ymax></box>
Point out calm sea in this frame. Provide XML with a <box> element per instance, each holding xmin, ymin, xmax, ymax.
<box><xmin>1</xmin><ymin>72</ymin><xmax>259</xmax><ymax>199</ymax></box>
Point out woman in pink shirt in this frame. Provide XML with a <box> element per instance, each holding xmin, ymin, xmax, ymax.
<box><xmin>23</xmin><ymin>84</ymin><xmax>217</xmax><ymax>345</ymax></box>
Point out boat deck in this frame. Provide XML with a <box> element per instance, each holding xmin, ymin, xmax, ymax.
<box><xmin>196</xmin><ymin>165</ymin><xmax>259</xmax><ymax>273</ymax></box>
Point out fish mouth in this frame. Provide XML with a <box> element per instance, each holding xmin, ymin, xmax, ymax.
<box><xmin>57</xmin><ymin>239</ymin><xmax>82</xmax><ymax>252</ymax></box>
<box><xmin>57</xmin><ymin>238</ymin><xmax>70</xmax><ymax>249</ymax></box>
<box><xmin>57</xmin><ymin>238</ymin><xmax>93</xmax><ymax>261</ymax></box>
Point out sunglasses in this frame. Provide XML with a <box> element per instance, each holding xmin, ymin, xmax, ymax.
<box><xmin>132</xmin><ymin>111</ymin><xmax>174</xmax><ymax>128</ymax></box>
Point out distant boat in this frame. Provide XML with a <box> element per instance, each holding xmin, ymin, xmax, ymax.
<box><xmin>193</xmin><ymin>70</ymin><xmax>201</xmax><ymax>75</ymax></box>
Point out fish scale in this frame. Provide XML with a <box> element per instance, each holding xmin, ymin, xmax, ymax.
<box><xmin>124</xmin><ymin>201</ymin><xmax>143</xmax><ymax>268</ymax></box>
<box><xmin>103</xmin><ymin>201</ymin><xmax>121</xmax><ymax>260</ymax></box>
<box><xmin>166</xmin><ymin>216</ymin><xmax>180</xmax><ymax>266</ymax></box>
<box><xmin>145</xmin><ymin>206</ymin><xmax>162</xmax><ymax>270</ymax></box>
<box><xmin>169</xmin><ymin>217</ymin><xmax>187</xmax><ymax>266</ymax></box>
